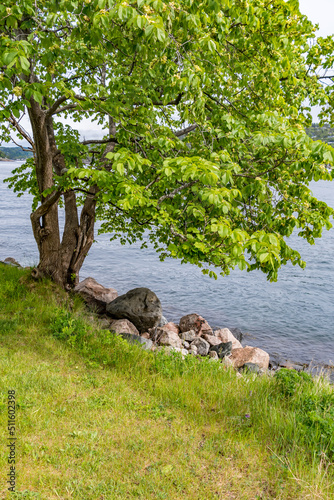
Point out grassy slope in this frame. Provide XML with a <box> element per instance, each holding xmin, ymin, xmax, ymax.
<box><xmin>0</xmin><ymin>265</ymin><xmax>333</xmax><ymax>500</ymax></box>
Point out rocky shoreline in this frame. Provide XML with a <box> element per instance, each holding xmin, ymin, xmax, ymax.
<box><xmin>2</xmin><ymin>257</ymin><xmax>333</xmax><ymax>381</ymax></box>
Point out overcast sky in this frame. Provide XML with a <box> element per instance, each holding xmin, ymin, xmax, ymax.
<box><xmin>5</xmin><ymin>1</ymin><xmax>334</xmax><ymax>147</ymax></box>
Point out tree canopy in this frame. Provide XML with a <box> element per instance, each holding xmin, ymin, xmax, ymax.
<box><xmin>1</xmin><ymin>0</ymin><xmax>334</xmax><ymax>287</ymax></box>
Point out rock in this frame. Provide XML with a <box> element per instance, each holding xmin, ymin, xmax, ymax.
<box><xmin>209</xmin><ymin>351</ymin><xmax>219</xmax><ymax>360</ymax></box>
<box><xmin>214</xmin><ymin>328</ymin><xmax>242</xmax><ymax>349</ymax></box>
<box><xmin>179</xmin><ymin>314</ymin><xmax>213</xmax><ymax>336</ymax></box>
<box><xmin>109</xmin><ymin>319</ymin><xmax>139</xmax><ymax>336</ymax></box>
<box><xmin>179</xmin><ymin>330</ymin><xmax>197</xmax><ymax>342</ymax></box>
<box><xmin>189</xmin><ymin>345</ymin><xmax>198</xmax><ymax>355</ymax></box>
<box><xmin>240</xmin><ymin>362</ymin><xmax>261</xmax><ymax>374</ymax></box>
<box><xmin>158</xmin><ymin>315</ymin><xmax>168</xmax><ymax>327</ymax></box>
<box><xmin>210</xmin><ymin>342</ymin><xmax>233</xmax><ymax>359</ymax></box>
<box><xmin>221</xmin><ymin>357</ymin><xmax>233</xmax><ymax>368</ymax></box>
<box><xmin>158</xmin><ymin>322</ymin><xmax>180</xmax><ymax>335</ymax></box>
<box><xmin>159</xmin><ymin>330</ymin><xmax>183</xmax><ymax>349</ymax></box>
<box><xmin>182</xmin><ymin>340</ymin><xmax>190</xmax><ymax>349</ymax></box>
<box><xmin>229</xmin><ymin>327</ymin><xmax>243</xmax><ymax>343</ymax></box>
<box><xmin>203</xmin><ymin>334</ymin><xmax>222</xmax><ymax>346</ymax></box>
<box><xmin>106</xmin><ymin>287</ymin><xmax>162</xmax><ymax>333</ymax></box>
<box><xmin>190</xmin><ymin>337</ymin><xmax>210</xmax><ymax>356</ymax></box>
<box><xmin>229</xmin><ymin>346</ymin><xmax>270</xmax><ymax>370</ymax></box>
<box><xmin>116</xmin><ymin>332</ymin><xmax>153</xmax><ymax>351</ymax></box>
<box><xmin>141</xmin><ymin>332</ymin><xmax>151</xmax><ymax>339</ymax></box>
<box><xmin>1</xmin><ymin>257</ymin><xmax>21</xmax><ymax>267</ymax></box>
<box><xmin>156</xmin><ymin>346</ymin><xmax>187</xmax><ymax>357</ymax></box>
<box><xmin>74</xmin><ymin>277</ymin><xmax>118</xmax><ymax>314</ymax></box>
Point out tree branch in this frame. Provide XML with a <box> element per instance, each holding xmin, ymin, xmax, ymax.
<box><xmin>45</xmin><ymin>95</ymin><xmax>68</xmax><ymax>118</ymax></box>
<box><xmin>174</xmin><ymin>124</ymin><xmax>197</xmax><ymax>137</ymax></box>
<box><xmin>157</xmin><ymin>181</ymin><xmax>197</xmax><ymax>207</ymax></box>
<box><xmin>81</xmin><ymin>137</ymin><xmax>118</xmax><ymax>146</ymax></box>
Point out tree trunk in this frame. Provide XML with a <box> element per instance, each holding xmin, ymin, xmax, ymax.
<box><xmin>28</xmin><ymin>102</ymin><xmax>97</xmax><ymax>289</ymax></box>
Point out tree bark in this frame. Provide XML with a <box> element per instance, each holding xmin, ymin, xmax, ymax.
<box><xmin>28</xmin><ymin>102</ymin><xmax>98</xmax><ymax>288</ymax></box>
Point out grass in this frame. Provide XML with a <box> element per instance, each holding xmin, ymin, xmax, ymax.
<box><xmin>0</xmin><ymin>264</ymin><xmax>333</xmax><ymax>499</ymax></box>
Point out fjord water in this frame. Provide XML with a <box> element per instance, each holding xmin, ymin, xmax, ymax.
<box><xmin>1</xmin><ymin>161</ymin><xmax>333</xmax><ymax>366</ymax></box>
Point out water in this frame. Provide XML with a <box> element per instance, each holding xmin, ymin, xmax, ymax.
<box><xmin>1</xmin><ymin>161</ymin><xmax>334</xmax><ymax>366</ymax></box>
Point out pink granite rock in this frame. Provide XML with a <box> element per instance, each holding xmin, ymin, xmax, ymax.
<box><xmin>159</xmin><ymin>330</ymin><xmax>183</xmax><ymax>349</ymax></box>
<box><xmin>214</xmin><ymin>328</ymin><xmax>242</xmax><ymax>349</ymax></box>
<box><xmin>179</xmin><ymin>313</ymin><xmax>213</xmax><ymax>336</ymax></box>
<box><xmin>74</xmin><ymin>277</ymin><xmax>118</xmax><ymax>314</ymax></box>
<box><xmin>229</xmin><ymin>346</ymin><xmax>269</xmax><ymax>370</ymax></box>
<box><xmin>109</xmin><ymin>319</ymin><xmax>139</xmax><ymax>336</ymax></box>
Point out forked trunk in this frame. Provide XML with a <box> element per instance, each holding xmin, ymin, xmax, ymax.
<box><xmin>28</xmin><ymin>103</ymin><xmax>97</xmax><ymax>289</ymax></box>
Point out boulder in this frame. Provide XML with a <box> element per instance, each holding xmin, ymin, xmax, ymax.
<box><xmin>210</xmin><ymin>341</ymin><xmax>232</xmax><ymax>359</ymax></box>
<box><xmin>229</xmin><ymin>346</ymin><xmax>270</xmax><ymax>370</ymax></box>
<box><xmin>116</xmin><ymin>332</ymin><xmax>153</xmax><ymax>351</ymax></box>
<box><xmin>106</xmin><ymin>287</ymin><xmax>162</xmax><ymax>333</ymax></box>
<box><xmin>158</xmin><ymin>322</ymin><xmax>180</xmax><ymax>335</ymax></box>
<box><xmin>74</xmin><ymin>277</ymin><xmax>118</xmax><ymax>314</ymax></box>
<box><xmin>179</xmin><ymin>313</ymin><xmax>213</xmax><ymax>336</ymax></box>
<box><xmin>190</xmin><ymin>337</ymin><xmax>210</xmax><ymax>356</ymax></box>
<box><xmin>240</xmin><ymin>362</ymin><xmax>261</xmax><ymax>374</ymax></box>
<box><xmin>214</xmin><ymin>328</ymin><xmax>242</xmax><ymax>349</ymax></box>
<box><xmin>109</xmin><ymin>319</ymin><xmax>139</xmax><ymax>336</ymax></box>
<box><xmin>209</xmin><ymin>351</ymin><xmax>219</xmax><ymax>360</ymax></box>
<box><xmin>229</xmin><ymin>327</ymin><xmax>243</xmax><ymax>343</ymax></box>
<box><xmin>158</xmin><ymin>315</ymin><xmax>168</xmax><ymax>327</ymax></box>
<box><xmin>179</xmin><ymin>330</ymin><xmax>197</xmax><ymax>342</ymax></box>
<box><xmin>203</xmin><ymin>334</ymin><xmax>222</xmax><ymax>346</ymax></box>
<box><xmin>159</xmin><ymin>330</ymin><xmax>183</xmax><ymax>349</ymax></box>
<box><xmin>141</xmin><ymin>332</ymin><xmax>151</xmax><ymax>340</ymax></box>
<box><xmin>189</xmin><ymin>345</ymin><xmax>198</xmax><ymax>356</ymax></box>
<box><xmin>1</xmin><ymin>257</ymin><xmax>21</xmax><ymax>267</ymax></box>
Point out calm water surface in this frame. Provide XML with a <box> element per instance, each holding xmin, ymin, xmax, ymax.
<box><xmin>1</xmin><ymin>161</ymin><xmax>333</xmax><ymax>365</ymax></box>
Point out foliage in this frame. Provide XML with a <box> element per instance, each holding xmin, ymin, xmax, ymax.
<box><xmin>0</xmin><ymin>0</ymin><xmax>334</xmax><ymax>283</ymax></box>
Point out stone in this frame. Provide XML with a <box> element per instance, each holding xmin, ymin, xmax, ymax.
<box><xmin>159</xmin><ymin>330</ymin><xmax>183</xmax><ymax>349</ymax></box>
<box><xmin>74</xmin><ymin>277</ymin><xmax>118</xmax><ymax>314</ymax></box>
<box><xmin>203</xmin><ymin>334</ymin><xmax>222</xmax><ymax>346</ymax></box>
<box><xmin>106</xmin><ymin>287</ymin><xmax>162</xmax><ymax>333</ymax></box>
<box><xmin>179</xmin><ymin>330</ymin><xmax>197</xmax><ymax>342</ymax></box>
<box><xmin>190</xmin><ymin>337</ymin><xmax>210</xmax><ymax>356</ymax></box>
<box><xmin>210</xmin><ymin>342</ymin><xmax>233</xmax><ymax>359</ymax></box>
<box><xmin>158</xmin><ymin>315</ymin><xmax>168</xmax><ymax>327</ymax></box>
<box><xmin>240</xmin><ymin>362</ymin><xmax>261</xmax><ymax>374</ymax></box>
<box><xmin>189</xmin><ymin>345</ymin><xmax>198</xmax><ymax>355</ymax></box>
<box><xmin>1</xmin><ymin>257</ymin><xmax>22</xmax><ymax>267</ymax></box>
<box><xmin>229</xmin><ymin>327</ymin><xmax>243</xmax><ymax>343</ymax></box>
<box><xmin>179</xmin><ymin>313</ymin><xmax>213</xmax><ymax>336</ymax></box>
<box><xmin>141</xmin><ymin>332</ymin><xmax>151</xmax><ymax>339</ymax></box>
<box><xmin>182</xmin><ymin>340</ymin><xmax>190</xmax><ymax>349</ymax></box>
<box><xmin>229</xmin><ymin>346</ymin><xmax>270</xmax><ymax>370</ymax></box>
<box><xmin>158</xmin><ymin>322</ymin><xmax>180</xmax><ymax>335</ymax></box>
<box><xmin>214</xmin><ymin>328</ymin><xmax>242</xmax><ymax>349</ymax></box>
<box><xmin>116</xmin><ymin>332</ymin><xmax>153</xmax><ymax>351</ymax></box>
<box><xmin>221</xmin><ymin>356</ymin><xmax>233</xmax><ymax>368</ymax></box>
<box><xmin>156</xmin><ymin>346</ymin><xmax>187</xmax><ymax>358</ymax></box>
<box><xmin>209</xmin><ymin>351</ymin><xmax>219</xmax><ymax>360</ymax></box>
<box><xmin>109</xmin><ymin>319</ymin><xmax>139</xmax><ymax>336</ymax></box>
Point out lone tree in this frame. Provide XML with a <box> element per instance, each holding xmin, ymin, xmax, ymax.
<box><xmin>1</xmin><ymin>0</ymin><xmax>333</xmax><ymax>288</ymax></box>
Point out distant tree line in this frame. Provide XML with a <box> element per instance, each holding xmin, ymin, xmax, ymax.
<box><xmin>0</xmin><ymin>147</ymin><xmax>33</xmax><ymax>160</ymax></box>
<box><xmin>305</xmin><ymin>124</ymin><xmax>334</xmax><ymax>146</ymax></box>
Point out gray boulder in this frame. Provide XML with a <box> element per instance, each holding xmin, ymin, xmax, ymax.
<box><xmin>74</xmin><ymin>277</ymin><xmax>118</xmax><ymax>314</ymax></box>
<box><xmin>106</xmin><ymin>287</ymin><xmax>162</xmax><ymax>333</ymax></box>
<box><xmin>210</xmin><ymin>341</ymin><xmax>232</xmax><ymax>359</ymax></box>
<box><xmin>116</xmin><ymin>332</ymin><xmax>153</xmax><ymax>351</ymax></box>
<box><xmin>190</xmin><ymin>337</ymin><xmax>210</xmax><ymax>356</ymax></box>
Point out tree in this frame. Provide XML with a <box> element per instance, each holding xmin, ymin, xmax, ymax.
<box><xmin>1</xmin><ymin>0</ymin><xmax>333</xmax><ymax>289</ymax></box>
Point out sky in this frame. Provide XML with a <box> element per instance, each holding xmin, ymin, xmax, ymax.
<box><xmin>4</xmin><ymin>0</ymin><xmax>334</xmax><ymax>147</ymax></box>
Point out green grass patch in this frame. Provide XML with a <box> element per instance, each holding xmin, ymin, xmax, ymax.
<box><xmin>0</xmin><ymin>264</ymin><xmax>333</xmax><ymax>499</ymax></box>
